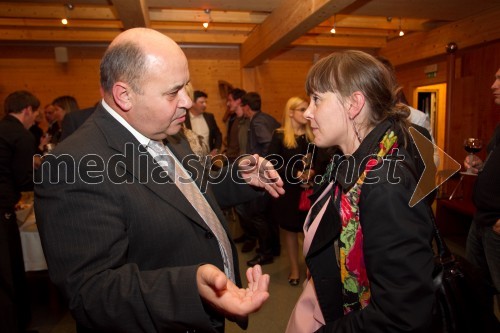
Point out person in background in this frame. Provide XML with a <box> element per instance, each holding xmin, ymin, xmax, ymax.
<box><xmin>225</xmin><ymin>88</ymin><xmax>247</xmax><ymax>164</ymax></box>
<box><xmin>286</xmin><ymin>50</ymin><xmax>435</xmax><ymax>332</ymax></box>
<box><xmin>224</xmin><ymin>88</ymin><xmax>256</xmax><ymax>251</ymax></box>
<box><xmin>463</xmin><ymin>67</ymin><xmax>500</xmax><ymax>315</ymax></box>
<box><xmin>376</xmin><ymin>56</ymin><xmax>432</xmax><ymax>133</ymax></box>
<box><xmin>0</xmin><ymin>90</ymin><xmax>40</xmax><ymax>333</ymax></box>
<box><xmin>44</xmin><ymin>103</ymin><xmax>58</xmax><ymax>138</ymax></box>
<box><xmin>29</xmin><ymin>110</ymin><xmax>43</xmax><ymax>152</ymax></box>
<box><xmin>268</xmin><ymin>96</ymin><xmax>316</xmax><ymax>286</ymax></box>
<box><xmin>182</xmin><ymin>83</ymin><xmax>210</xmax><ymax>159</ymax></box>
<box><xmin>240</xmin><ymin>92</ymin><xmax>281</xmax><ymax>267</ymax></box>
<box><xmin>50</xmin><ymin>95</ymin><xmax>79</xmax><ymax>144</ymax></box>
<box><xmin>184</xmin><ymin>90</ymin><xmax>223</xmax><ymax>158</ymax></box>
<box><xmin>35</xmin><ymin>28</ymin><xmax>283</xmax><ymax>333</ymax></box>
<box><xmin>60</xmin><ymin>103</ymin><xmax>97</xmax><ymax>141</ymax></box>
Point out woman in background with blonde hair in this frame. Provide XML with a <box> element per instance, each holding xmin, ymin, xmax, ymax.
<box><xmin>268</xmin><ymin>96</ymin><xmax>316</xmax><ymax>286</ymax></box>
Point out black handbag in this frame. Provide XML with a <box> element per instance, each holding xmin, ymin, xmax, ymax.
<box><xmin>429</xmin><ymin>209</ymin><xmax>499</xmax><ymax>333</ymax></box>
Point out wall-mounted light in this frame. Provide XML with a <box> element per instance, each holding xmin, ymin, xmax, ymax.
<box><xmin>330</xmin><ymin>14</ymin><xmax>337</xmax><ymax>34</ymax></box>
<box><xmin>203</xmin><ymin>8</ymin><xmax>211</xmax><ymax>30</ymax></box>
<box><xmin>62</xmin><ymin>3</ymin><xmax>73</xmax><ymax>25</ymax></box>
<box><xmin>398</xmin><ymin>17</ymin><xmax>404</xmax><ymax>36</ymax></box>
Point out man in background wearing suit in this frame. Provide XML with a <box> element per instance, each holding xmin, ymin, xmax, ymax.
<box><xmin>0</xmin><ymin>90</ymin><xmax>40</xmax><ymax>333</ymax></box>
<box><xmin>35</xmin><ymin>28</ymin><xmax>283</xmax><ymax>333</ymax></box>
<box><xmin>60</xmin><ymin>104</ymin><xmax>96</xmax><ymax>141</ymax></box>
<box><xmin>184</xmin><ymin>90</ymin><xmax>223</xmax><ymax>157</ymax></box>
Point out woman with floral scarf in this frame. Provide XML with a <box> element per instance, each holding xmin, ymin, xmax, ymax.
<box><xmin>286</xmin><ymin>50</ymin><xmax>435</xmax><ymax>333</ymax></box>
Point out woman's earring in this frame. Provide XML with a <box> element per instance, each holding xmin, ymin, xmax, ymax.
<box><xmin>351</xmin><ymin>119</ymin><xmax>363</xmax><ymax>143</ymax></box>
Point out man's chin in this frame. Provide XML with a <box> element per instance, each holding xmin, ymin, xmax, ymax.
<box><xmin>166</xmin><ymin>124</ymin><xmax>183</xmax><ymax>136</ymax></box>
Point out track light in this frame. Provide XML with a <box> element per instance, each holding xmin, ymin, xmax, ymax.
<box><xmin>398</xmin><ymin>17</ymin><xmax>404</xmax><ymax>37</ymax></box>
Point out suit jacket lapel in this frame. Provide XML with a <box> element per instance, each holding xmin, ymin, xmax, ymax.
<box><xmin>307</xmin><ymin>188</ymin><xmax>341</xmax><ymax>257</ymax></box>
<box><xmin>93</xmin><ymin>106</ymin><xmax>208</xmax><ymax>229</ymax></box>
<box><xmin>166</xmin><ymin>135</ymin><xmax>230</xmax><ymax>232</ymax></box>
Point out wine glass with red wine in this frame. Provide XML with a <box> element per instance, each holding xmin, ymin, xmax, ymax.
<box><xmin>463</xmin><ymin>138</ymin><xmax>483</xmax><ymax>174</ymax></box>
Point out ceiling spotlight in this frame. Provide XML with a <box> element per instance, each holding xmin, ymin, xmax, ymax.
<box><xmin>330</xmin><ymin>14</ymin><xmax>337</xmax><ymax>34</ymax></box>
<box><xmin>66</xmin><ymin>3</ymin><xmax>74</xmax><ymax>10</ymax></box>
<box><xmin>398</xmin><ymin>17</ymin><xmax>404</xmax><ymax>37</ymax></box>
<box><xmin>61</xmin><ymin>18</ymin><xmax>68</xmax><ymax>25</ymax></box>
<box><xmin>203</xmin><ymin>8</ymin><xmax>211</xmax><ymax>30</ymax></box>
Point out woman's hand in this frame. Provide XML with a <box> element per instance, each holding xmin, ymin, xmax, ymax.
<box><xmin>463</xmin><ymin>154</ymin><xmax>484</xmax><ymax>174</ymax></box>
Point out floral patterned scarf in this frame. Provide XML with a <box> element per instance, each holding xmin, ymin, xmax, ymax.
<box><xmin>338</xmin><ymin>130</ymin><xmax>398</xmax><ymax>314</ymax></box>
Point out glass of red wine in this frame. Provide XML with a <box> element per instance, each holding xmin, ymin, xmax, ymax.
<box><xmin>463</xmin><ymin>138</ymin><xmax>483</xmax><ymax>174</ymax></box>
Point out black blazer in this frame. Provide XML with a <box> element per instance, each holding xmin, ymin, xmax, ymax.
<box><xmin>35</xmin><ymin>103</ymin><xmax>259</xmax><ymax>332</ymax></box>
<box><xmin>184</xmin><ymin>112</ymin><xmax>222</xmax><ymax>151</ymax></box>
<box><xmin>306</xmin><ymin>121</ymin><xmax>435</xmax><ymax>332</ymax></box>
<box><xmin>60</xmin><ymin>106</ymin><xmax>96</xmax><ymax>141</ymax></box>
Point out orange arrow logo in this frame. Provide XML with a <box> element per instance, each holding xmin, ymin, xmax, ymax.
<box><xmin>408</xmin><ymin>127</ymin><xmax>461</xmax><ymax>207</ymax></box>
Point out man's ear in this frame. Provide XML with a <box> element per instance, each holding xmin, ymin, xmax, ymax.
<box><xmin>112</xmin><ymin>82</ymin><xmax>133</xmax><ymax>111</ymax></box>
<box><xmin>348</xmin><ymin>91</ymin><xmax>365</xmax><ymax>120</ymax></box>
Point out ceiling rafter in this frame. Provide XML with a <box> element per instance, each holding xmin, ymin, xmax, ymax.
<box><xmin>240</xmin><ymin>0</ymin><xmax>361</xmax><ymax>68</ymax></box>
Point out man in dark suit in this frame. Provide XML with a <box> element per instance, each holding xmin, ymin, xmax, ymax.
<box><xmin>34</xmin><ymin>28</ymin><xmax>283</xmax><ymax>333</ymax></box>
<box><xmin>60</xmin><ymin>105</ymin><xmax>96</xmax><ymax>141</ymax></box>
<box><xmin>0</xmin><ymin>90</ymin><xmax>40</xmax><ymax>333</ymax></box>
<box><xmin>184</xmin><ymin>90</ymin><xmax>222</xmax><ymax>157</ymax></box>
<box><xmin>239</xmin><ymin>92</ymin><xmax>281</xmax><ymax>267</ymax></box>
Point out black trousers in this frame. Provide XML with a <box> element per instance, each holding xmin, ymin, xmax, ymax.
<box><xmin>235</xmin><ymin>195</ymin><xmax>278</xmax><ymax>255</ymax></box>
<box><xmin>0</xmin><ymin>210</ymin><xmax>30</xmax><ymax>333</ymax></box>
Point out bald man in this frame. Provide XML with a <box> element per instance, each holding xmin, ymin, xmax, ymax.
<box><xmin>35</xmin><ymin>28</ymin><xmax>282</xmax><ymax>333</ymax></box>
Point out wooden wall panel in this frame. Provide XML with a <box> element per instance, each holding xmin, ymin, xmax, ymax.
<box><xmin>183</xmin><ymin>47</ymin><xmax>241</xmax><ymax>134</ymax></box>
<box><xmin>1</xmin><ymin>41</ymin><xmax>498</xmax><ymax>166</ymax></box>
<box><xmin>252</xmin><ymin>48</ymin><xmax>331</xmax><ymax>122</ymax></box>
<box><xmin>394</xmin><ymin>40</ymin><xmax>500</xmax><ymax>167</ymax></box>
<box><xmin>446</xmin><ymin>41</ymin><xmax>500</xmax><ymax>163</ymax></box>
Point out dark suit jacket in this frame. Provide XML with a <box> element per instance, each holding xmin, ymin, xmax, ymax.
<box><xmin>184</xmin><ymin>112</ymin><xmax>222</xmax><ymax>151</ymax></box>
<box><xmin>60</xmin><ymin>106</ymin><xmax>96</xmax><ymax>141</ymax></box>
<box><xmin>34</xmin><ymin>103</ymin><xmax>259</xmax><ymax>332</ymax></box>
<box><xmin>306</xmin><ymin>120</ymin><xmax>435</xmax><ymax>332</ymax></box>
<box><xmin>246</xmin><ymin>111</ymin><xmax>280</xmax><ymax>156</ymax></box>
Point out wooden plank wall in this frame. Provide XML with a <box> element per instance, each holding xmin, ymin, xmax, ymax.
<box><xmin>395</xmin><ymin>40</ymin><xmax>500</xmax><ymax>164</ymax></box>
<box><xmin>1</xmin><ymin>40</ymin><xmax>499</xmax><ymax>162</ymax></box>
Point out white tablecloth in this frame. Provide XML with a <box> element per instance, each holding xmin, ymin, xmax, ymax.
<box><xmin>17</xmin><ymin>208</ymin><xmax>48</xmax><ymax>272</ymax></box>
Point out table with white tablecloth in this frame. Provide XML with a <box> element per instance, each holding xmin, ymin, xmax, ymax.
<box><xmin>17</xmin><ymin>207</ymin><xmax>48</xmax><ymax>272</ymax></box>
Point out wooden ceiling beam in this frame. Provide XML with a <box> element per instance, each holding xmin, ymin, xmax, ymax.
<box><xmin>0</xmin><ymin>18</ymin><xmax>122</xmax><ymax>29</ymax></box>
<box><xmin>110</xmin><ymin>0</ymin><xmax>149</xmax><ymax>29</ymax></box>
<box><xmin>151</xmin><ymin>21</ymin><xmax>255</xmax><ymax>33</ymax></box>
<box><xmin>379</xmin><ymin>8</ymin><xmax>500</xmax><ymax>66</ymax></box>
<box><xmin>149</xmin><ymin>9</ymin><xmax>268</xmax><ymax>24</ymax></box>
<box><xmin>240</xmin><ymin>0</ymin><xmax>361</xmax><ymax>68</ymax></box>
<box><xmin>0</xmin><ymin>27</ymin><xmax>246</xmax><ymax>45</ymax></box>
<box><xmin>308</xmin><ymin>26</ymin><xmax>391</xmax><ymax>37</ymax></box>
<box><xmin>0</xmin><ymin>3</ymin><xmax>116</xmax><ymax>20</ymax></box>
<box><xmin>0</xmin><ymin>28</ymin><xmax>120</xmax><ymax>42</ymax></box>
<box><xmin>293</xmin><ymin>34</ymin><xmax>386</xmax><ymax>48</ymax></box>
<box><xmin>333</xmin><ymin>15</ymin><xmax>432</xmax><ymax>31</ymax></box>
